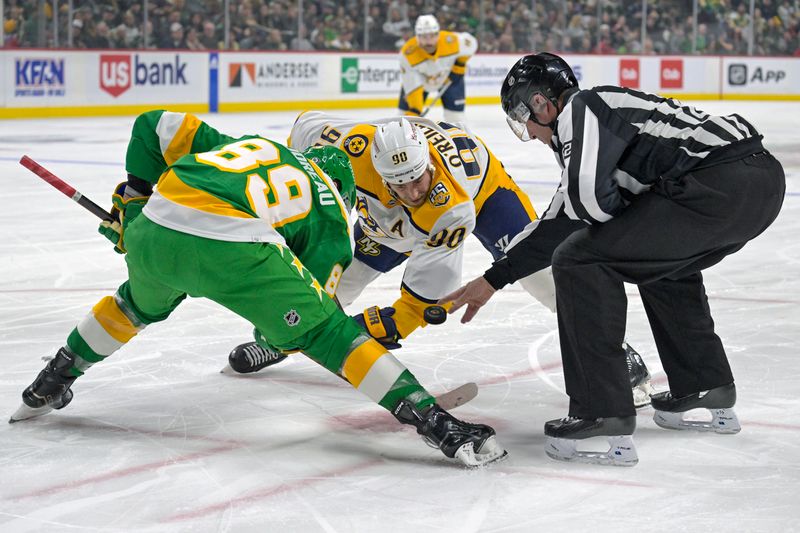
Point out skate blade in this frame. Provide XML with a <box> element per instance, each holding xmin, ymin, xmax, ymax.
<box><xmin>633</xmin><ymin>381</ymin><xmax>655</xmax><ymax>409</ymax></box>
<box><xmin>9</xmin><ymin>403</ymin><xmax>53</xmax><ymax>423</ymax></box>
<box><xmin>454</xmin><ymin>436</ymin><xmax>508</xmax><ymax>467</ymax></box>
<box><xmin>653</xmin><ymin>408</ymin><xmax>741</xmax><ymax>434</ymax></box>
<box><xmin>220</xmin><ymin>364</ymin><xmax>236</xmax><ymax>375</ymax></box>
<box><xmin>545</xmin><ymin>435</ymin><xmax>638</xmax><ymax>466</ymax></box>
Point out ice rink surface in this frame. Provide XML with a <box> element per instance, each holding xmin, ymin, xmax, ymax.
<box><xmin>1</xmin><ymin>101</ymin><xmax>798</xmax><ymax>532</ymax></box>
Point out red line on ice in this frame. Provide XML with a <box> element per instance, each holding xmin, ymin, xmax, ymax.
<box><xmin>163</xmin><ymin>458</ymin><xmax>383</xmax><ymax>522</ymax></box>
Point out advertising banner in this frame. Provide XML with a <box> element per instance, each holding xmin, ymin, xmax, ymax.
<box><xmin>219</xmin><ymin>52</ymin><xmax>328</xmax><ymax>104</ymax></box>
<box><xmin>2</xmin><ymin>50</ymin><xmax>207</xmax><ymax>113</ymax></box>
<box><xmin>340</xmin><ymin>56</ymin><xmax>401</xmax><ymax>94</ymax></box>
<box><xmin>1</xmin><ymin>51</ymin><xmax>799</xmax><ymax>118</ymax></box>
<box><xmin>722</xmin><ymin>57</ymin><xmax>797</xmax><ymax>97</ymax></box>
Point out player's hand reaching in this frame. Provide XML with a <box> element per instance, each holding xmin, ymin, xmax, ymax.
<box><xmin>97</xmin><ymin>182</ymin><xmax>149</xmax><ymax>253</ymax></box>
<box><xmin>353</xmin><ymin>306</ymin><xmax>402</xmax><ymax>349</ymax></box>
<box><xmin>439</xmin><ymin>276</ymin><xmax>496</xmax><ymax>323</ymax></box>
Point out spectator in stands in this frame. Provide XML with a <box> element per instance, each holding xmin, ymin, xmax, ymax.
<box><xmin>161</xmin><ymin>22</ymin><xmax>187</xmax><ymax>49</ymax></box>
<box><xmin>6</xmin><ymin>0</ymin><xmax>798</xmax><ymax>56</ymax></box>
<box><xmin>291</xmin><ymin>24</ymin><xmax>314</xmax><ymax>50</ymax></box>
<box><xmin>186</xmin><ymin>26</ymin><xmax>205</xmax><ymax>50</ymax></box>
<box><xmin>199</xmin><ymin>21</ymin><xmax>220</xmax><ymax>49</ymax></box>
<box><xmin>266</xmin><ymin>28</ymin><xmax>288</xmax><ymax>50</ymax></box>
<box><xmin>383</xmin><ymin>4</ymin><xmax>412</xmax><ymax>49</ymax></box>
<box><xmin>89</xmin><ymin>21</ymin><xmax>113</xmax><ymax>49</ymax></box>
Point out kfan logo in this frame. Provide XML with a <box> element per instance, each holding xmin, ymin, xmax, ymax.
<box><xmin>619</xmin><ymin>59</ymin><xmax>639</xmax><ymax>88</ymax></box>
<box><xmin>15</xmin><ymin>58</ymin><xmax>65</xmax><ymax>97</ymax></box>
<box><xmin>660</xmin><ymin>59</ymin><xmax>683</xmax><ymax>89</ymax></box>
<box><xmin>100</xmin><ymin>54</ymin><xmax>188</xmax><ymax>98</ymax></box>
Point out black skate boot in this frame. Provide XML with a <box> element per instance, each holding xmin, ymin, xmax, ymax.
<box><xmin>544</xmin><ymin>415</ymin><xmax>638</xmax><ymax>466</ymax></box>
<box><xmin>222</xmin><ymin>342</ymin><xmax>289</xmax><ymax>374</ymax></box>
<box><xmin>624</xmin><ymin>342</ymin><xmax>654</xmax><ymax>408</ymax></box>
<box><xmin>10</xmin><ymin>347</ymin><xmax>78</xmax><ymax>423</ymax></box>
<box><xmin>392</xmin><ymin>400</ymin><xmax>507</xmax><ymax>467</ymax></box>
<box><xmin>651</xmin><ymin>383</ymin><xmax>740</xmax><ymax>434</ymax></box>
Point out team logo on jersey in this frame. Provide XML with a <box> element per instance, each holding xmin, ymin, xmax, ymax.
<box><xmin>343</xmin><ymin>134</ymin><xmax>368</xmax><ymax>157</ymax></box>
<box><xmin>356</xmin><ymin>196</ymin><xmax>387</xmax><ymax>238</ymax></box>
<box><xmin>429</xmin><ymin>182</ymin><xmax>450</xmax><ymax>207</ymax></box>
<box><xmin>284</xmin><ymin>309</ymin><xmax>301</xmax><ymax>327</ymax></box>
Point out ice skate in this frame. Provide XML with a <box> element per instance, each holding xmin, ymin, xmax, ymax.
<box><xmin>624</xmin><ymin>342</ymin><xmax>654</xmax><ymax>408</ymax></box>
<box><xmin>221</xmin><ymin>342</ymin><xmax>289</xmax><ymax>374</ymax></box>
<box><xmin>651</xmin><ymin>383</ymin><xmax>740</xmax><ymax>434</ymax></box>
<box><xmin>544</xmin><ymin>415</ymin><xmax>638</xmax><ymax>466</ymax></box>
<box><xmin>10</xmin><ymin>348</ymin><xmax>77</xmax><ymax>423</ymax></box>
<box><xmin>393</xmin><ymin>400</ymin><xmax>507</xmax><ymax>467</ymax></box>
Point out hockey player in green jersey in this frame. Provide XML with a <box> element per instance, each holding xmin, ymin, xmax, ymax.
<box><xmin>10</xmin><ymin>110</ymin><xmax>507</xmax><ymax>467</ymax></box>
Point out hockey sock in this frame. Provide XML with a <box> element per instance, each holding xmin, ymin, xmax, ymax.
<box><xmin>342</xmin><ymin>337</ymin><xmax>435</xmax><ymax>412</ymax></box>
<box><xmin>65</xmin><ymin>293</ymin><xmax>147</xmax><ymax>376</ymax></box>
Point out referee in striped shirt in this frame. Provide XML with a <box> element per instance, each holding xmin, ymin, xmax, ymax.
<box><xmin>442</xmin><ymin>53</ymin><xmax>785</xmax><ymax>462</ymax></box>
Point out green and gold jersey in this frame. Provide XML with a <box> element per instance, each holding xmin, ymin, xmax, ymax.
<box><xmin>134</xmin><ymin>111</ymin><xmax>352</xmax><ymax>297</ymax></box>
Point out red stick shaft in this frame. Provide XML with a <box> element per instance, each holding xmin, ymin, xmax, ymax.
<box><xmin>20</xmin><ymin>155</ymin><xmax>114</xmax><ymax>222</ymax></box>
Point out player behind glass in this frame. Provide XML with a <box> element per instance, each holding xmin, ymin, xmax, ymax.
<box><xmin>398</xmin><ymin>14</ymin><xmax>477</xmax><ymax>123</ymax></box>
<box><xmin>10</xmin><ymin>110</ymin><xmax>506</xmax><ymax>468</ymax></box>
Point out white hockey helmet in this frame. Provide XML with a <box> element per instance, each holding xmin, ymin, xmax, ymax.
<box><xmin>415</xmin><ymin>14</ymin><xmax>440</xmax><ymax>37</ymax></box>
<box><xmin>371</xmin><ymin>118</ymin><xmax>430</xmax><ymax>185</ymax></box>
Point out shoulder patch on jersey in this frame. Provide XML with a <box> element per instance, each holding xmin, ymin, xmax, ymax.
<box><xmin>404</xmin><ymin>44</ymin><xmax>418</xmax><ymax>56</ymax></box>
<box><xmin>446</xmin><ymin>35</ymin><xmax>455</xmax><ymax>43</ymax></box>
<box><xmin>429</xmin><ymin>182</ymin><xmax>451</xmax><ymax>207</ymax></box>
<box><xmin>343</xmin><ymin>134</ymin><xmax>369</xmax><ymax>157</ymax></box>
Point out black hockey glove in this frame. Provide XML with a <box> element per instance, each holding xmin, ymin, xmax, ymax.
<box><xmin>353</xmin><ymin>306</ymin><xmax>402</xmax><ymax>350</ymax></box>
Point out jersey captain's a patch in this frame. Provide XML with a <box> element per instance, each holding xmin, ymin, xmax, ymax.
<box><xmin>344</xmin><ymin>134</ymin><xmax>369</xmax><ymax>157</ymax></box>
<box><xmin>429</xmin><ymin>182</ymin><xmax>450</xmax><ymax>207</ymax></box>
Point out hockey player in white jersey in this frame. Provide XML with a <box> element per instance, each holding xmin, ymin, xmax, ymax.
<box><xmin>288</xmin><ymin>111</ymin><xmax>543</xmax><ymax>344</ymax></box>
<box><xmin>398</xmin><ymin>15</ymin><xmax>477</xmax><ymax>123</ymax></box>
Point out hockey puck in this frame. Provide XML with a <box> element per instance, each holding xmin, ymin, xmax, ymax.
<box><xmin>423</xmin><ymin>305</ymin><xmax>447</xmax><ymax>325</ymax></box>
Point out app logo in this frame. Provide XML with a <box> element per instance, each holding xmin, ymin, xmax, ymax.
<box><xmin>99</xmin><ymin>54</ymin><xmax>188</xmax><ymax>98</ymax></box>
<box><xmin>15</xmin><ymin>58</ymin><xmax>65</xmax><ymax>97</ymax></box>
<box><xmin>660</xmin><ymin>59</ymin><xmax>683</xmax><ymax>89</ymax></box>
<box><xmin>728</xmin><ymin>64</ymin><xmax>748</xmax><ymax>86</ymax></box>
<box><xmin>619</xmin><ymin>59</ymin><xmax>639</xmax><ymax>88</ymax></box>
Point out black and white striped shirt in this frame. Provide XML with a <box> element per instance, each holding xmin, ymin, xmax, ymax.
<box><xmin>484</xmin><ymin>86</ymin><xmax>764</xmax><ymax>288</ymax></box>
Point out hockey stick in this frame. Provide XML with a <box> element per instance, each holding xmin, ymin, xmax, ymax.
<box><xmin>20</xmin><ymin>155</ymin><xmax>114</xmax><ymax>222</ymax></box>
<box><xmin>436</xmin><ymin>382</ymin><xmax>478</xmax><ymax>410</ymax></box>
<box><xmin>420</xmin><ymin>80</ymin><xmax>452</xmax><ymax>117</ymax></box>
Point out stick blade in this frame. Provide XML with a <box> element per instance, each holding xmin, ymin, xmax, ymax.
<box><xmin>435</xmin><ymin>382</ymin><xmax>478</xmax><ymax>410</ymax></box>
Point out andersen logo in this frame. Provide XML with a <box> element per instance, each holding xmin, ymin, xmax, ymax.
<box><xmin>99</xmin><ymin>54</ymin><xmax>188</xmax><ymax>97</ymax></box>
<box><xmin>229</xmin><ymin>61</ymin><xmax>319</xmax><ymax>88</ymax></box>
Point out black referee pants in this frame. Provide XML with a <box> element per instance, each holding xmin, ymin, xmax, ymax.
<box><xmin>551</xmin><ymin>152</ymin><xmax>785</xmax><ymax>419</ymax></box>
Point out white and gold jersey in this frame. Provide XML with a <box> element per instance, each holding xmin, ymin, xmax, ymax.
<box><xmin>288</xmin><ymin>111</ymin><xmax>532</xmax><ymax>337</ymax></box>
<box><xmin>400</xmin><ymin>31</ymin><xmax>477</xmax><ymax>95</ymax></box>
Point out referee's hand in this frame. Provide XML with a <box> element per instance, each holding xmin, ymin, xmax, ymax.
<box><xmin>439</xmin><ymin>276</ymin><xmax>496</xmax><ymax>324</ymax></box>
